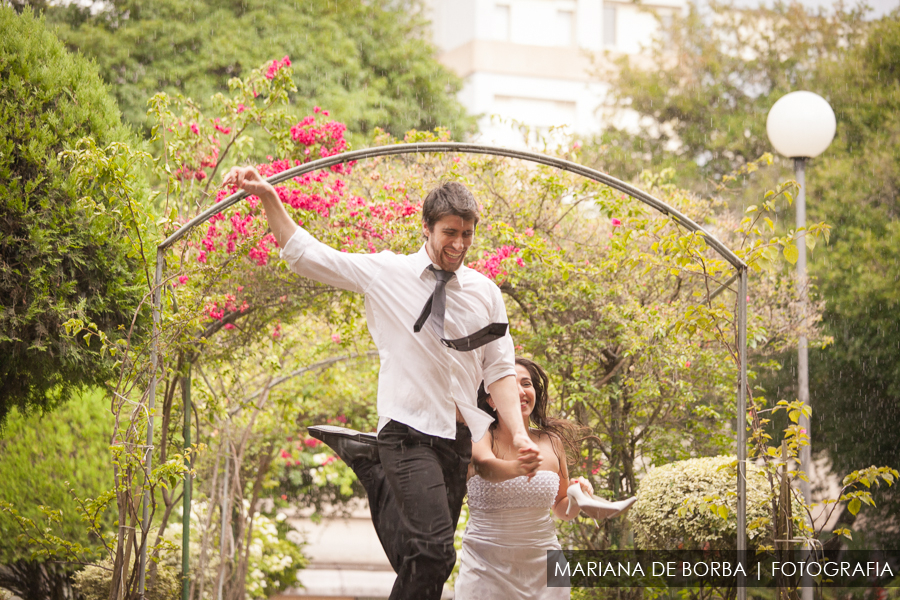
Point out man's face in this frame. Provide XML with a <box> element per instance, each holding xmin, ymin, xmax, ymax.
<box><xmin>423</xmin><ymin>215</ymin><xmax>475</xmax><ymax>272</ymax></box>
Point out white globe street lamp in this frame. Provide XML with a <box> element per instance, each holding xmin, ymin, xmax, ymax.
<box><xmin>767</xmin><ymin>91</ymin><xmax>836</xmax><ymax>160</ymax></box>
<box><xmin>767</xmin><ymin>90</ymin><xmax>835</xmax><ymax>600</ymax></box>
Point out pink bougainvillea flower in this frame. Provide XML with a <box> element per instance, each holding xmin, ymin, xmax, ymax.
<box><xmin>336</xmin><ymin>415</ymin><xmax>347</xmax><ymax>424</ymax></box>
<box><xmin>223</xmin><ymin>323</ymin><xmax>235</xmax><ymax>330</ymax></box>
<box><xmin>265</xmin><ymin>56</ymin><xmax>291</xmax><ymax>79</ymax></box>
<box><xmin>214</xmin><ymin>120</ymin><xmax>231</xmax><ymax>135</ymax></box>
<box><xmin>331</xmin><ymin>333</ymin><xmax>341</xmax><ymax>344</ymax></box>
<box><xmin>468</xmin><ymin>245</ymin><xmax>521</xmax><ymax>280</ymax></box>
<box><xmin>611</xmin><ymin>218</ymin><xmax>622</xmax><ymax>227</ymax></box>
<box><xmin>524</xmin><ymin>227</ymin><xmax>534</xmax><ymax>236</ymax></box>
<box><xmin>685</xmin><ymin>361</ymin><xmax>691</xmax><ymax>368</ymax></box>
<box><xmin>304</xmin><ymin>438</ymin><xmax>321</xmax><ymax>448</ymax></box>
<box><xmin>236</xmin><ymin>103</ymin><xmax>246</xmax><ymax>114</ymax></box>
<box><xmin>190</xmin><ymin>122</ymin><xmax>200</xmax><ymax>135</ymax></box>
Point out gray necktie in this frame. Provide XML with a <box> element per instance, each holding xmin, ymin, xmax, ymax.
<box><xmin>413</xmin><ymin>265</ymin><xmax>508</xmax><ymax>352</ymax></box>
<box><xmin>414</xmin><ymin>266</ymin><xmax>454</xmax><ymax>338</ymax></box>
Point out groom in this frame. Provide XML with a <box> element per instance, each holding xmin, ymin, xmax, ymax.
<box><xmin>221</xmin><ymin>168</ymin><xmax>541</xmax><ymax>600</ymax></box>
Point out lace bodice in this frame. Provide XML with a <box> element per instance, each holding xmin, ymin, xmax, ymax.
<box><xmin>466</xmin><ymin>470</ymin><xmax>560</xmax><ymax>511</ymax></box>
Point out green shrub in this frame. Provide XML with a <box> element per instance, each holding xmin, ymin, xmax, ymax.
<box><xmin>73</xmin><ymin>559</ymin><xmax>180</xmax><ymax>600</ymax></box>
<box><xmin>0</xmin><ymin>7</ymin><xmax>150</xmax><ymax>427</ymax></box>
<box><xmin>0</xmin><ymin>388</ymin><xmax>115</xmax><ymax>564</ymax></box>
<box><xmin>630</xmin><ymin>456</ymin><xmax>777</xmax><ymax>551</ymax></box>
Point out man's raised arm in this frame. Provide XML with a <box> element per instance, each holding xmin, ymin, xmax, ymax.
<box><xmin>222</xmin><ymin>166</ymin><xmax>298</xmax><ymax>247</ymax></box>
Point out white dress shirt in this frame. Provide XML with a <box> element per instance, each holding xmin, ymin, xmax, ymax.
<box><xmin>280</xmin><ymin>227</ymin><xmax>516</xmax><ymax>442</ymax></box>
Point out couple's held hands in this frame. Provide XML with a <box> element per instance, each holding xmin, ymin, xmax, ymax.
<box><xmin>221</xmin><ymin>165</ymin><xmax>274</xmax><ymax>199</ymax></box>
<box><xmin>513</xmin><ymin>431</ymin><xmax>542</xmax><ymax>478</ymax></box>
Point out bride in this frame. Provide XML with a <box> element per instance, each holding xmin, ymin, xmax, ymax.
<box><xmin>454</xmin><ymin>357</ymin><xmax>636</xmax><ymax>600</ymax></box>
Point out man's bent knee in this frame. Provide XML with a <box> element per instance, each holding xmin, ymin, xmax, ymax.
<box><xmin>405</xmin><ymin>537</ymin><xmax>456</xmax><ymax>573</ymax></box>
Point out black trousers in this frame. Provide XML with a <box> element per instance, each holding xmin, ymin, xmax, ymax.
<box><xmin>356</xmin><ymin>419</ymin><xmax>471</xmax><ymax>600</ymax></box>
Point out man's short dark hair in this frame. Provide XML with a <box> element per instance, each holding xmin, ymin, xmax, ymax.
<box><xmin>422</xmin><ymin>181</ymin><xmax>480</xmax><ymax>230</ymax></box>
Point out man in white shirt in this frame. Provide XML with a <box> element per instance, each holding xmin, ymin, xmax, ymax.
<box><xmin>222</xmin><ymin>167</ymin><xmax>540</xmax><ymax>600</ymax></box>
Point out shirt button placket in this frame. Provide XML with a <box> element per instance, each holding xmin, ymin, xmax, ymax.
<box><xmin>448</xmin><ymin>347</ymin><xmax>460</xmax><ymax>433</ymax></box>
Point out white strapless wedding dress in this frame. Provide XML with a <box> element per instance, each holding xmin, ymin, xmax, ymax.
<box><xmin>455</xmin><ymin>470</ymin><xmax>570</xmax><ymax>599</ymax></box>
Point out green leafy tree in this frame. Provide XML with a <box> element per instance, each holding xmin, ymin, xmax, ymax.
<box><xmin>805</xmin><ymin>14</ymin><xmax>900</xmax><ymax>548</ymax></box>
<box><xmin>587</xmin><ymin>1</ymin><xmax>867</xmax><ymax>188</ymax></box>
<box><xmin>0</xmin><ymin>7</ymin><xmax>151</xmax><ymax>428</ymax></box>
<box><xmin>27</xmin><ymin>0</ymin><xmax>474</xmax><ymax>140</ymax></box>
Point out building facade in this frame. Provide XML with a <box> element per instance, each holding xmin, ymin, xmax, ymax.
<box><xmin>425</xmin><ymin>0</ymin><xmax>685</xmax><ymax>146</ymax></box>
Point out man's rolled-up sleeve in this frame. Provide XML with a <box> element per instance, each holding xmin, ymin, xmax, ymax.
<box><xmin>279</xmin><ymin>228</ymin><xmax>386</xmax><ymax>294</ymax></box>
<box><xmin>481</xmin><ymin>284</ymin><xmax>517</xmax><ymax>388</ymax></box>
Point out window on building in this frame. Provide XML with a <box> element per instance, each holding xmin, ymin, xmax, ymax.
<box><xmin>660</xmin><ymin>11</ymin><xmax>673</xmax><ymax>30</ymax></box>
<box><xmin>494</xmin><ymin>4</ymin><xmax>511</xmax><ymax>41</ymax></box>
<box><xmin>556</xmin><ymin>9</ymin><xmax>574</xmax><ymax>46</ymax></box>
<box><xmin>494</xmin><ymin>95</ymin><xmax>577</xmax><ymax>129</ymax></box>
<box><xmin>603</xmin><ymin>4</ymin><xmax>617</xmax><ymax>47</ymax></box>
<box><xmin>659</xmin><ymin>10</ymin><xmax>673</xmax><ymax>41</ymax></box>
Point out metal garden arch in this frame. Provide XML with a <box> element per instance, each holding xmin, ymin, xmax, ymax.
<box><xmin>143</xmin><ymin>142</ymin><xmax>750</xmax><ymax>599</ymax></box>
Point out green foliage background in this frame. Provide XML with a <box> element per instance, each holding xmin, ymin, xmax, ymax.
<box><xmin>31</xmin><ymin>0</ymin><xmax>474</xmax><ymax>141</ymax></box>
<box><xmin>0</xmin><ymin>388</ymin><xmax>115</xmax><ymax>564</ymax></box>
<box><xmin>0</xmin><ymin>7</ymin><xmax>149</xmax><ymax>426</ymax></box>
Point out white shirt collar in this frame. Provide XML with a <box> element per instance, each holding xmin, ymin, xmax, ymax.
<box><xmin>414</xmin><ymin>244</ymin><xmax>465</xmax><ymax>289</ymax></box>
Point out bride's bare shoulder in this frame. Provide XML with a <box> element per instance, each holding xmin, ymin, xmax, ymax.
<box><xmin>532</xmin><ymin>430</ymin><xmax>563</xmax><ymax>470</ymax></box>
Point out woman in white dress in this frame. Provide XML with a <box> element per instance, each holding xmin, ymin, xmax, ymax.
<box><xmin>455</xmin><ymin>357</ymin><xmax>600</xmax><ymax>600</ymax></box>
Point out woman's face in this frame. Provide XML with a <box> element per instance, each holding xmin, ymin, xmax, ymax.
<box><xmin>515</xmin><ymin>363</ymin><xmax>537</xmax><ymax>419</ymax></box>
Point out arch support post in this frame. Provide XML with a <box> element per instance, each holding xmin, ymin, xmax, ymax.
<box><xmin>182</xmin><ymin>364</ymin><xmax>192</xmax><ymax>600</ymax></box>
<box><xmin>138</xmin><ymin>248</ymin><xmax>165</xmax><ymax>597</ymax></box>
<box><xmin>737</xmin><ymin>266</ymin><xmax>749</xmax><ymax>600</ymax></box>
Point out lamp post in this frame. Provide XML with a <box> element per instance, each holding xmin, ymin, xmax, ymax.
<box><xmin>766</xmin><ymin>90</ymin><xmax>835</xmax><ymax>600</ymax></box>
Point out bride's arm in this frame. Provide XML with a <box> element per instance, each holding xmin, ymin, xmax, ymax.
<box><xmin>551</xmin><ymin>435</ymin><xmax>593</xmax><ymax>520</ymax></box>
<box><xmin>471</xmin><ymin>433</ymin><xmax>538</xmax><ymax>482</ymax></box>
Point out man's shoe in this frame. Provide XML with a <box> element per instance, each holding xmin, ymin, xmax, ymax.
<box><xmin>308</xmin><ymin>425</ymin><xmax>379</xmax><ymax>468</ymax></box>
<box><xmin>308</xmin><ymin>424</ymin><xmax>378</xmax><ymax>446</ymax></box>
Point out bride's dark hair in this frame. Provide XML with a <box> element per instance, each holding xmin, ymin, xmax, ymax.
<box><xmin>477</xmin><ymin>357</ymin><xmax>583</xmax><ymax>464</ymax></box>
